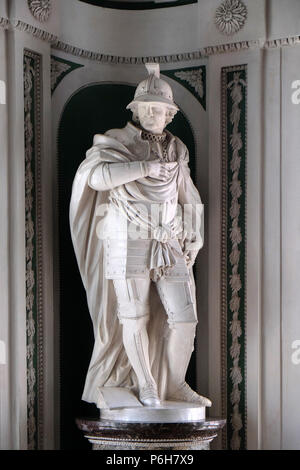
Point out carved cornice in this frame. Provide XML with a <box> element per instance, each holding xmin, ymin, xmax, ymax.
<box><xmin>52</xmin><ymin>35</ymin><xmax>300</xmax><ymax>61</ymax></box>
<box><xmin>51</xmin><ymin>38</ymin><xmax>260</xmax><ymax>63</ymax></box>
<box><xmin>265</xmin><ymin>36</ymin><xmax>300</xmax><ymax>48</ymax></box>
<box><xmin>53</xmin><ymin>38</ymin><xmax>265</xmax><ymax>63</ymax></box>
<box><xmin>53</xmin><ymin>40</ymin><xmax>207</xmax><ymax>63</ymax></box>
<box><xmin>11</xmin><ymin>19</ymin><xmax>58</xmax><ymax>43</ymax></box>
<box><xmin>1</xmin><ymin>17</ymin><xmax>300</xmax><ymax>63</ymax></box>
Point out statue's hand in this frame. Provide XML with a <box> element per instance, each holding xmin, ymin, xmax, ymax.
<box><xmin>183</xmin><ymin>249</ymin><xmax>198</xmax><ymax>269</ymax></box>
<box><xmin>144</xmin><ymin>161</ymin><xmax>172</xmax><ymax>181</ymax></box>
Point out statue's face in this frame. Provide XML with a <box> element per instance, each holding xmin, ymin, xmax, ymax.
<box><xmin>137</xmin><ymin>102</ymin><xmax>168</xmax><ymax>134</ymax></box>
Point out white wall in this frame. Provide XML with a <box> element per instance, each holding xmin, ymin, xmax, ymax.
<box><xmin>0</xmin><ymin>12</ymin><xmax>55</xmax><ymax>448</ymax></box>
<box><xmin>54</xmin><ymin>0</ymin><xmax>266</xmax><ymax>57</ymax></box>
<box><xmin>1</xmin><ymin>0</ymin><xmax>300</xmax><ymax>450</ymax></box>
<box><xmin>268</xmin><ymin>0</ymin><xmax>300</xmax><ymax>39</ymax></box>
<box><xmin>207</xmin><ymin>47</ymin><xmax>264</xmax><ymax>450</ymax></box>
<box><xmin>0</xmin><ymin>26</ymin><xmax>11</xmax><ymax>451</ymax></box>
<box><xmin>260</xmin><ymin>44</ymin><xmax>300</xmax><ymax>450</ymax></box>
<box><xmin>281</xmin><ymin>45</ymin><xmax>300</xmax><ymax>450</ymax></box>
<box><xmin>261</xmin><ymin>46</ymin><xmax>282</xmax><ymax>450</ymax></box>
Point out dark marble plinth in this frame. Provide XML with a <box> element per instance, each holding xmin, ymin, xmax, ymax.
<box><xmin>76</xmin><ymin>417</ymin><xmax>226</xmax><ymax>450</ymax></box>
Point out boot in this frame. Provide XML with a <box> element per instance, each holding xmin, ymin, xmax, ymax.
<box><xmin>165</xmin><ymin>322</ymin><xmax>212</xmax><ymax>407</ymax></box>
<box><xmin>122</xmin><ymin>316</ymin><xmax>160</xmax><ymax>406</ymax></box>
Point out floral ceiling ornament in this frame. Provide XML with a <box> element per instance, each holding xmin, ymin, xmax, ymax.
<box><xmin>27</xmin><ymin>0</ymin><xmax>52</xmax><ymax>23</ymax></box>
<box><xmin>215</xmin><ymin>0</ymin><xmax>247</xmax><ymax>36</ymax></box>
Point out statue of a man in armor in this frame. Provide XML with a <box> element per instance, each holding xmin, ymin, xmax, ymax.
<box><xmin>70</xmin><ymin>64</ymin><xmax>211</xmax><ymax>409</ymax></box>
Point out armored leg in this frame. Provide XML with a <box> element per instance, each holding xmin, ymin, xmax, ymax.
<box><xmin>156</xmin><ymin>279</ymin><xmax>212</xmax><ymax>406</ymax></box>
<box><xmin>113</xmin><ymin>279</ymin><xmax>160</xmax><ymax>406</ymax></box>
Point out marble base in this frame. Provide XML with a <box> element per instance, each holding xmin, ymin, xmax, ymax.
<box><xmin>100</xmin><ymin>401</ymin><xmax>206</xmax><ymax>423</ymax></box>
<box><xmin>76</xmin><ymin>417</ymin><xmax>226</xmax><ymax>451</ymax></box>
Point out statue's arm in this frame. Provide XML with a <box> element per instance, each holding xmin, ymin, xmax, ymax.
<box><xmin>88</xmin><ymin>160</ymin><xmax>149</xmax><ymax>191</ymax></box>
<box><xmin>88</xmin><ymin>154</ymin><xmax>170</xmax><ymax>191</ymax></box>
<box><xmin>178</xmin><ymin>147</ymin><xmax>204</xmax><ymax>255</ymax></box>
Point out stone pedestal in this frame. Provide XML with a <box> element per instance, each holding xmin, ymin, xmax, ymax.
<box><xmin>76</xmin><ymin>418</ymin><xmax>226</xmax><ymax>450</ymax></box>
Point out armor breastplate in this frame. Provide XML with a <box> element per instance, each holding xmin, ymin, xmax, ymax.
<box><xmin>103</xmin><ymin>123</ymin><xmax>189</xmax><ymax>282</ymax></box>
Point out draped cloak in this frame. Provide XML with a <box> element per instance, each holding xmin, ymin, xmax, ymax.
<box><xmin>69</xmin><ymin>129</ymin><xmax>203</xmax><ymax>406</ymax></box>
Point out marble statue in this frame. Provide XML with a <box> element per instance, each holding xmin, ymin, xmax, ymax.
<box><xmin>70</xmin><ymin>63</ymin><xmax>212</xmax><ymax>413</ymax></box>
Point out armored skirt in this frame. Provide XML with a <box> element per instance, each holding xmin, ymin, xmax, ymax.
<box><xmin>104</xmin><ymin>238</ymin><xmax>190</xmax><ymax>282</ymax></box>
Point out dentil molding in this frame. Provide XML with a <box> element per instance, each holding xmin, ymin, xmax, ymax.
<box><xmin>1</xmin><ymin>17</ymin><xmax>300</xmax><ymax>64</ymax></box>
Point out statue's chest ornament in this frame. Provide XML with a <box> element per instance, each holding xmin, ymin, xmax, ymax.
<box><xmin>141</xmin><ymin>129</ymin><xmax>170</xmax><ymax>162</ymax></box>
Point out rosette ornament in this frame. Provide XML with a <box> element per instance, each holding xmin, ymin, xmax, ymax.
<box><xmin>27</xmin><ymin>0</ymin><xmax>52</xmax><ymax>23</ymax></box>
<box><xmin>215</xmin><ymin>0</ymin><xmax>247</xmax><ymax>36</ymax></box>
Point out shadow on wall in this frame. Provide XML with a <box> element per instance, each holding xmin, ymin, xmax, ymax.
<box><xmin>57</xmin><ymin>83</ymin><xmax>196</xmax><ymax>449</ymax></box>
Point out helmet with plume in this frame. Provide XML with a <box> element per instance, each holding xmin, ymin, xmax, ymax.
<box><xmin>127</xmin><ymin>63</ymin><xmax>179</xmax><ymax>111</ymax></box>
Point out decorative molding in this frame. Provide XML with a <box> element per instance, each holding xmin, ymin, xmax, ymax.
<box><xmin>175</xmin><ymin>69</ymin><xmax>204</xmax><ymax>98</ymax></box>
<box><xmin>49</xmin><ymin>35</ymin><xmax>300</xmax><ymax>61</ymax></box>
<box><xmin>27</xmin><ymin>0</ymin><xmax>52</xmax><ymax>23</ymax></box>
<box><xmin>215</xmin><ymin>0</ymin><xmax>247</xmax><ymax>36</ymax></box>
<box><xmin>52</xmin><ymin>38</ymin><xmax>262</xmax><ymax>64</ymax></box>
<box><xmin>162</xmin><ymin>66</ymin><xmax>206</xmax><ymax>110</ymax></box>
<box><xmin>265</xmin><ymin>36</ymin><xmax>300</xmax><ymax>48</ymax></box>
<box><xmin>24</xmin><ymin>49</ymin><xmax>44</xmax><ymax>450</ymax></box>
<box><xmin>51</xmin><ymin>55</ymin><xmax>84</xmax><ymax>93</ymax></box>
<box><xmin>53</xmin><ymin>39</ymin><xmax>207</xmax><ymax>63</ymax></box>
<box><xmin>12</xmin><ymin>19</ymin><xmax>58</xmax><ymax>43</ymax></box>
<box><xmin>51</xmin><ymin>59</ymin><xmax>71</xmax><ymax>91</ymax></box>
<box><xmin>1</xmin><ymin>17</ymin><xmax>300</xmax><ymax>63</ymax></box>
<box><xmin>221</xmin><ymin>65</ymin><xmax>247</xmax><ymax>450</ymax></box>
<box><xmin>0</xmin><ymin>17</ymin><xmax>9</xmax><ymax>29</ymax></box>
